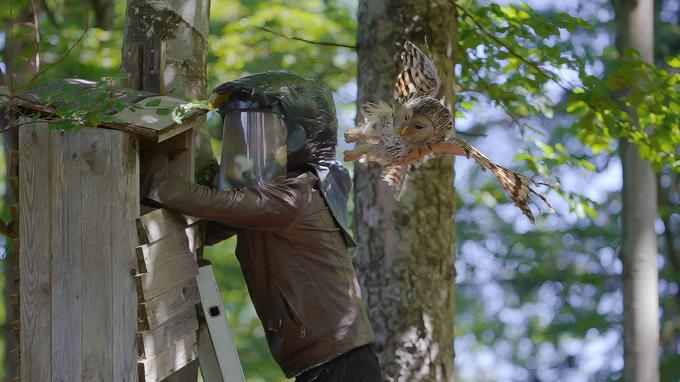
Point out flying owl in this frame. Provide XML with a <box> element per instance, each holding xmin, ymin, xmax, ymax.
<box><xmin>344</xmin><ymin>41</ymin><xmax>554</xmax><ymax>223</ymax></box>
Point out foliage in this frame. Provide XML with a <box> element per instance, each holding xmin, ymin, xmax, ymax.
<box><xmin>569</xmin><ymin>51</ymin><xmax>680</xmax><ymax>171</ymax></box>
<box><xmin>456</xmin><ymin>0</ymin><xmax>679</xmax><ymax>221</ymax></box>
<box><xmin>208</xmin><ymin>0</ymin><xmax>357</xmax><ymax>89</ymax></box>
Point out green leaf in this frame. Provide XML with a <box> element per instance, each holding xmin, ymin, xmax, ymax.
<box><xmin>155</xmin><ymin>108</ymin><xmax>171</xmax><ymax>116</ymax></box>
<box><xmin>145</xmin><ymin>98</ymin><xmax>162</xmax><ymax>107</ymax></box>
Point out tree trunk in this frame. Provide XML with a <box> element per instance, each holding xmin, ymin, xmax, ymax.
<box><xmin>354</xmin><ymin>1</ymin><xmax>457</xmax><ymax>381</ymax></box>
<box><xmin>121</xmin><ymin>0</ymin><xmax>214</xmax><ymax>181</ymax></box>
<box><xmin>121</xmin><ymin>1</ymin><xmax>210</xmax><ymax>380</ymax></box>
<box><xmin>615</xmin><ymin>1</ymin><xmax>660</xmax><ymax>381</ymax></box>
<box><xmin>89</xmin><ymin>0</ymin><xmax>115</xmax><ymax>30</ymax></box>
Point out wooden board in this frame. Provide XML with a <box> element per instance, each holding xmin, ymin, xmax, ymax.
<box><xmin>81</xmin><ymin>131</ymin><xmax>113</xmax><ymax>381</ymax></box>
<box><xmin>137</xmin><ymin>308</ymin><xmax>199</xmax><ymax>360</ymax></box>
<box><xmin>137</xmin><ymin>333</ymin><xmax>198</xmax><ymax>382</ymax></box>
<box><xmin>19</xmin><ymin>125</ymin><xmax>140</xmax><ymax>382</ymax></box>
<box><xmin>19</xmin><ymin>123</ymin><xmax>52</xmax><ymax>382</ymax></box>
<box><xmin>111</xmin><ymin>131</ymin><xmax>140</xmax><ymax>382</ymax></box>
<box><xmin>185</xmin><ymin>222</ymin><xmax>206</xmax><ymax>255</ymax></box>
<box><xmin>112</xmin><ymin>96</ymin><xmax>188</xmax><ymax>132</ymax></box>
<box><xmin>136</xmin><ymin>230</ymin><xmax>193</xmax><ymax>274</ymax></box>
<box><xmin>15</xmin><ymin>78</ymin><xmax>206</xmax><ymax>143</ymax></box>
<box><xmin>137</xmin><ymin>209</ymin><xmax>190</xmax><ymax>245</ymax></box>
<box><xmin>51</xmin><ymin>131</ymin><xmax>83</xmax><ymax>381</ymax></box>
<box><xmin>135</xmin><ymin>253</ymin><xmax>199</xmax><ymax>302</ymax></box>
<box><xmin>136</xmin><ymin>223</ymin><xmax>205</xmax><ymax>273</ymax></box>
<box><xmin>138</xmin><ymin>279</ymin><xmax>201</xmax><ymax>331</ymax></box>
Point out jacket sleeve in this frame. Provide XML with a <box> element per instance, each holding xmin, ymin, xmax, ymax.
<box><xmin>143</xmin><ymin>175</ymin><xmax>309</xmax><ymax>231</ymax></box>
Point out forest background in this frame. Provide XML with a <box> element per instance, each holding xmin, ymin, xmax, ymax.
<box><xmin>0</xmin><ymin>0</ymin><xmax>679</xmax><ymax>381</ymax></box>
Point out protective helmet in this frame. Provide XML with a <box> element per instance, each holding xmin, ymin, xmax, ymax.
<box><xmin>211</xmin><ymin>70</ymin><xmax>355</xmax><ymax>247</ymax></box>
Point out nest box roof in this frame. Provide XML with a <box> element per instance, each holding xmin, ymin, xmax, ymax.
<box><xmin>13</xmin><ymin>78</ymin><xmax>208</xmax><ymax>142</ymax></box>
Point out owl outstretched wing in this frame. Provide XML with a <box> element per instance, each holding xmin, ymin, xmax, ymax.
<box><xmin>430</xmin><ymin>138</ymin><xmax>555</xmax><ymax>223</ymax></box>
<box><xmin>393</xmin><ymin>41</ymin><xmax>444</xmax><ymax>104</ymax></box>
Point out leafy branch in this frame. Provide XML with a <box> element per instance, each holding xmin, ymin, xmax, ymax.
<box><xmin>454</xmin><ymin>1</ymin><xmax>679</xmax><ymax>171</ymax></box>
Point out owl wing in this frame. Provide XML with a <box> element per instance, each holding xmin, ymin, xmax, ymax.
<box><xmin>430</xmin><ymin>138</ymin><xmax>555</xmax><ymax>223</ymax></box>
<box><xmin>345</xmin><ymin>101</ymin><xmax>393</xmax><ymax>143</ymax></box>
<box><xmin>344</xmin><ymin>102</ymin><xmax>394</xmax><ymax>162</ymax></box>
<box><xmin>393</xmin><ymin>41</ymin><xmax>444</xmax><ymax>104</ymax></box>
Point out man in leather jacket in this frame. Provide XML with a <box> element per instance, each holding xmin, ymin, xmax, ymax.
<box><xmin>143</xmin><ymin>71</ymin><xmax>381</xmax><ymax>381</ymax></box>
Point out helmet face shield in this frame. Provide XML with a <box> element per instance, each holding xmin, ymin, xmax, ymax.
<box><xmin>218</xmin><ymin>111</ymin><xmax>287</xmax><ymax>189</ymax></box>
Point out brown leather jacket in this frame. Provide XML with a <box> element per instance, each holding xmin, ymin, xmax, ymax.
<box><xmin>144</xmin><ymin>171</ymin><xmax>375</xmax><ymax>377</ymax></box>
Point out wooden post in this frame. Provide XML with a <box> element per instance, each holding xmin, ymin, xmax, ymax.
<box><xmin>19</xmin><ymin>124</ymin><xmax>140</xmax><ymax>381</ymax></box>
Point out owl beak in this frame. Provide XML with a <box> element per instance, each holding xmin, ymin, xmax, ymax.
<box><xmin>399</xmin><ymin>126</ymin><xmax>408</xmax><ymax>137</ymax></box>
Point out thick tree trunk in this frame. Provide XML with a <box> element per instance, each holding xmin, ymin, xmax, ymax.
<box><xmin>354</xmin><ymin>1</ymin><xmax>457</xmax><ymax>381</ymax></box>
<box><xmin>89</xmin><ymin>0</ymin><xmax>115</xmax><ymax>30</ymax></box>
<box><xmin>121</xmin><ymin>0</ymin><xmax>215</xmax><ymax>184</ymax></box>
<box><xmin>121</xmin><ymin>1</ymin><xmax>210</xmax><ymax>380</ymax></box>
<box><xmin>615</xmin><ymin>1</ymin><xmax>660</xmax><ymax>381</ymax></box>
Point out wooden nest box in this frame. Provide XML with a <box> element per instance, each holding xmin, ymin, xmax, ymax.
<box><xmin>13</xmin><ymin>79</ymin><xmax>208</xmax><ymax>381</ymax></box>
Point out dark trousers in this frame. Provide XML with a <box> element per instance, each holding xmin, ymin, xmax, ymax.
<box><xmin>295</xmin><ymin>344</ymin><xmax>382</xmax><ymax>382</ymax></box>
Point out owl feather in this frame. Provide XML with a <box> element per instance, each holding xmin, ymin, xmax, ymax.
<box><xmin>344</xmin><ymin>40</ymin><xmax>555</xmax><ymax>223</ymax></box>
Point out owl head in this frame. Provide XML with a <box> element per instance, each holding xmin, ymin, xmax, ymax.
<box><xmin>393</xmin><ymin>96</ymin><xmax>451</xmax><ymax>144</ymax></box>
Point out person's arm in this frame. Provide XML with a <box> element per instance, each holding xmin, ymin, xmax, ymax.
<box><xmin>143</xmin><ymin>174</ymin><xmax>310</xmax><ymax>231</ymax></box>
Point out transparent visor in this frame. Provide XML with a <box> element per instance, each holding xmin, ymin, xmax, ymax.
<box><xmin>218</xmin><ymin>111</ymin><xmax>287</xmax><ymax>190</ymax></box>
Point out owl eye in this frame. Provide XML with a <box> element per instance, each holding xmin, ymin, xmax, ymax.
<box><xmin>403</xmin><ymin>114</ymin><xmax>409</xmax><ymax>121</ymax></box>
<box><xmin>414</xmin><ymin>124</ymin><xmax>426</xmax><ymax>130</ymax></box>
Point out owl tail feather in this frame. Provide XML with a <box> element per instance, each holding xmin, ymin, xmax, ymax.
<box><xmin>431</xmin><ymin>139</ymin><xmax>556</xmax><ymax>223</ymax></box>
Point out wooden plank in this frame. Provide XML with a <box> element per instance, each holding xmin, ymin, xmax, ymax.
<box><xmin>137</xmin><ymin>308</ymin><xmax>198</xmax><ymax>359</ymax></box>
<box><xmin>113</xmin><ymin>96</ymin><xmax>187</xmax><ymax>133</ymax></box>
<box><xmin>19</xmin><ymin>123</ymin><xmax>52</xmax><ymax>382</ymax></box>
<box><xmin>137</xmin><ymin>333</ymin><xmax>198</xmax><ymax>382</ymax></box>
<box><xmin>166</xmin><ymin>130</ymin><xmax>195</xmax><ymax>181</ymax></box>
<box><xmin>139</xmin><ymin>279</ymin><xmax>200</xmax><ymax>331</ymax></box>
<box><xmin>185</xmin><ymin>222</ymin><xmax>205</xmax><ymax>255</ymax></box>
<box><xmin>123</xmin><ymin>42</ymin><xmax>144</xmax><ymax>90</ymax></box>
<box><xmin>140</xmin><ymin>130</ymin><xmax>191</xmax><ymax>152</ymax></box>
<box><xmin>137</xmin><ymin>208</ymin><xmax>189</xmax><ymax>245</ymax></box>
<box><xmin>136</xmin><ymin>229</ymin><xmax>193</xmax><ymax>274</ymax></box>
<box><xmin>143</xmin><ymin>39</ymin><xmax>165</xmax><ymax>94</ymax></box>
<box><xmin>13</xmin><ymin>95</ymin><xmax>202</xmax><ymax>144</ymax></box>
<box><xmin>51</xmin><ymin>130</ymin><xmax>83</xmax><ymax>381</ymax></box>
<box><xmin>111</xmin><ymin>131</ymin><xmax>140</xmax><ymax>382</ymax></box>
<box><xmin>80</xmin><ymin>129</ymin><xmax>113</xmax><ymax>381</ymax></box>
<box><xmin>156</xmin><ymin>118</ymin><xmax>196</xmax><ymax>144</ymax></box>
<box><xmin>163</xmin><ymin>360</ymin><xmax>199</xmax><ymax>382</ymax></box>
<box><xmin>135</xmin><ymin>252</ymin><xmax>199</xmax><ymax>301</ymax></box>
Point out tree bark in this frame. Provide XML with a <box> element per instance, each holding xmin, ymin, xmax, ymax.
<box><xmin>354</xmin><ymin>1</ymin><xmax>457</xmax><ymax>381</ymax></box>
<box><xmin>121</xmin><ymin>0</ymin><xmax>215</xmax><ymax>184</ymax></box>
<box><xmin>121</xmin><ymin>1</ymin><xmax>210</xmax><ymax>380</ymax></box>
<box><xmin>89</xmin><ymin>0</ymin><xmax>115</xmax><ymax>30</ymax></box>
<box><xmin>614</xmin><ymin>1</ymin><xmax>660</xmax><ymax>381</ymax></box>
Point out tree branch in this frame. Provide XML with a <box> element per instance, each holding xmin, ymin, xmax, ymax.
<box><xmin>255</xmin><ymin>26</ymin><xmax>356</xmax><ymax>49</ymax></box>
<box><xmin>16</xmin><ymin>12</ymin><xmax>89</xmax><ymax>92</ymax></box>
<box><xmin>29</xmin><ymin>0</ymin><xmax>41</xmax><ymax>73</ymax></box>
